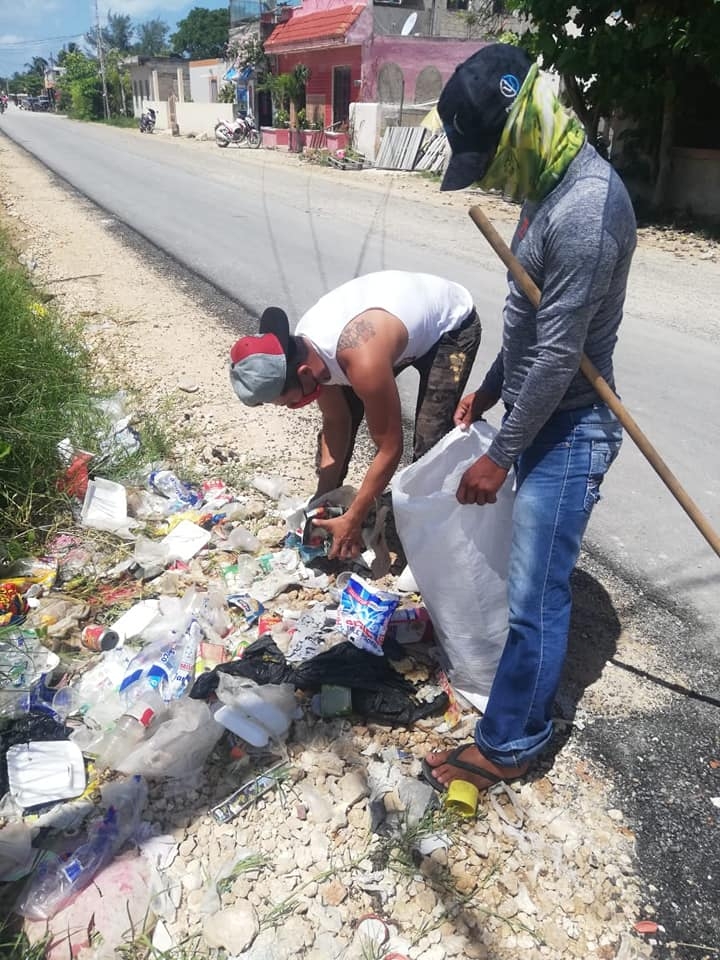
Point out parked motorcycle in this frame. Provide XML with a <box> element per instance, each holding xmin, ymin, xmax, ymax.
<box><xmin>139</xmin><ymin>107</ymin><xmax>156</xmax><ymax>134</ymax></box>
<box><xmin>214</xmin><ymin>112</ymin><xmax>261</xmax><ymax>149</ymax></box>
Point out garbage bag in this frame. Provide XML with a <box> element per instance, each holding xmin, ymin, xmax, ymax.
<box><xmin>191</xmin><ymin>639</ymin><xmax>447</xmax><ymax>727</ymax></box>
<box><xmin>189</xmin><ymin>636</ymin><xmax>292</xmax><ymax>699</ymax></box>
<box><xmin>351</xmin><ymin>688</ymin><xmax>448</xmax><ymax>726</ymax></box>
<box><xmin>292</xmin><ymin>642</ymin><xmax>413</xmax><ymax>693</ymax></box>
<box><xmin>392</xmin><ymin>423</ymin><xmax>514</xmax><ymax>710</ymax></box>
<box><xmin>294</xmin><ymin>644</ymin><xmax>447</xmax><ymax>725</ymax></box>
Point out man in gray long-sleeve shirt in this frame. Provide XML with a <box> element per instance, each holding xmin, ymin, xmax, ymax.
<box><xmin>423</xmin><ymin>44</ymin><xmax>637</xmax><ymax>793</ymax></box>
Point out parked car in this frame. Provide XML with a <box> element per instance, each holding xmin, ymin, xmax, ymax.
<box><xmin>27</xmin><ymin>97</ymin><xmax>51</xmax><ymax>112</ymax></box>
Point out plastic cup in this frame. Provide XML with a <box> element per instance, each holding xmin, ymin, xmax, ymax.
<box><xmin>444</xmin><ymin>779</ymin><xmax>480</xmax><ymax>818</ymax></box>
<box><xmin>51</xmin><ymin>687</ymin><xmax>81</xmax><ymax>721</ymax></box>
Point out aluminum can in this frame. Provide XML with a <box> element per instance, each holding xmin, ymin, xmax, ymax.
<box><xmin>81</xmin><ymin>625</ymin><xmax>120</xmax><ymax>652</ymax></box>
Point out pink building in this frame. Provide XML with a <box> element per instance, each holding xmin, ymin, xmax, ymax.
<box><xmin>262</xmin><ymin>0</ymin><xmax>510</xmax><ymax>155</ymax></box>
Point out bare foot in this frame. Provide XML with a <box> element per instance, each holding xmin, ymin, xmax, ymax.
<box><xmin>424</xmin><ymin>743</ymin><xmax>528</xmax><ymax>792</ymax></box>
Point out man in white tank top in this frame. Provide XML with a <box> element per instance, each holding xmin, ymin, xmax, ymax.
<box><xmin>230</xmin><ymin>270</ymin><xmax>480</xmax><ymax>560</ymax></box>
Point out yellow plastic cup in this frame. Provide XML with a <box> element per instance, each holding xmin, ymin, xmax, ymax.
<box><xmin>444</xmin><ymin>779</ymin><xmax>480</xmax><ymax>818</ymax></box>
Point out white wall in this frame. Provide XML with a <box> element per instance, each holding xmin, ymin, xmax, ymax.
<box><xmin>188</xmin><ymin>60</ymin><xmax>229</xmax><ymax>104</ymax></box>
<box><xmin>351</xmin><ymin>102</ymin><xmax>420</xmax><ymax>161</ymax></box>
<box><xmin>670</xmin><ymin>148</ymin><xmax>720</xmax><ymax>222</ymax></box>
<box><xmin>143</xmin><ymin>100</ymin><xmax>170</xmax><ymax>130</ymax></box>
<box><xmin>351</xmin><ymin>102</ymin><xmax>381</xmax><ymax>161</ymax></box>
<box><xmin>176</xmin><ymin>102</ymin><xmax>234</xmax><ymax>137</ymax></box>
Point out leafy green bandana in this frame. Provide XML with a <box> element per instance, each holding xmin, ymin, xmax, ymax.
<box><xmin>480</xmin><ymin>64</ymin><xmax>586</xmax><ymax>203</ymax></box>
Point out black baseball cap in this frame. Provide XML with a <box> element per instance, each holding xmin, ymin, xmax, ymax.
<box><xmin>439</xmin><ymin>43</ymin><xmax>532</xmax><ymax>191</ymax></box>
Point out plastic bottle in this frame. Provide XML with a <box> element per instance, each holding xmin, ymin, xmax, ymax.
<box><xmin>250</xmin><ymin>474</ymin><xmax>290</xmax><ymax>500</ymax></box>
<box><xmin>118</xmin><ymin>637</ymin><xmax>179</xmax><ymax>703</ymax></box>
<box><xmin>222</xmin><ymin>525</ymin><xmax>260</xmax><ymax>553</ymax></box>
<box><xmin>148</xmin><ymin>469</ymin><xmax>199</xmax><ymax>506</ymax></box>
<box><xmin>16</xmin><ymin>807</ymin><xmax>119</xmax><ymax>920</ymax></box>
<box><xmin>165</xmin><ymin>619</ymin><xmax>201</xmax><ymax>700</ymax></box>
<box><xmin>94</xmin><ymin>698</ymin><xmax>159</xmax><ymax>770</ymax></box>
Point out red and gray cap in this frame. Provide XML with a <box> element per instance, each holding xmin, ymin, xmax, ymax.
<box><xmin>229</xmin><ymin>307</ymin><xmax>291</xmax><ymax>406</ymax></box>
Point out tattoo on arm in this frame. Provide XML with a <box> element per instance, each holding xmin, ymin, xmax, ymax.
<box><xmin>338</xmin><ymin>316</ymin><xmax>376</xmax><ymax>351</ymax></box>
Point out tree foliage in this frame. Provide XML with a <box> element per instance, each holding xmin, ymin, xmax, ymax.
<box><xmin>260</xmin><ymin>64</ymin><xmax>310</xmax><ymax>128</ymax></box>
<box><xmin>56</xmin><ymin>50</ymin><xmax>103</xmax><ymax>119</ymax></box>
<box><xmin>229</xmin><ymin>34</ymin><xmax>269</xmax><ymax>73</ymax></box>
<box><xmin>85</xmin><ymin>11</ymin><xmax>135</xmax><ymax>54</ymax></box>
<box><xmin>24</xmin><ymin>57</ymin><xmax>48</xmax><ymax>77</ymax></box>
<box><xmin>57</xmin><ymin>43</ymin><xmax>80</xmax><ymax>66</ymax></box>
<box><xmin>170</xmin><ymin>7</ymin><xmax>230</xmax><ymax>59</ymax></box>
<box><xmin>135</xmin><ymin>19</ymin><xmax>170</xmax><ymax>56</ymax></box>
<box><xmin>507</xmin><ymin>0</ymin><xmax>720</xmax><ymax>203</ymax></box>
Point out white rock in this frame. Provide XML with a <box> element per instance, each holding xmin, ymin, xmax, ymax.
<box><xmin>515</xmin><ymin>883</ymin><xmax>538</xmax><ymax>915</ymax></box>
<box><xmin>181</xmin><ymin>861</ymin><xmax>204</xmax><ymax>892</ymax></box>
<box><xmin>336</xmin><ymin>769</ymin><xmax>369</xmax><ymax>807</ymax></box>
<box><xmin>151</xmin><ymin>918</ymin><xmax>174</xmax><ymax>952</ymax></box>
<box><xmin>203</xmin><ymin>904</ymin><xmax>259</xmax><ymax>954</ymax></box>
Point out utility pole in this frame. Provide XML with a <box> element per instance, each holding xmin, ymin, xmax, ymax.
<box><xmin>94</xmin><ymin>0</ymin><xmax>110</xmax><ymax>119</ymax></box>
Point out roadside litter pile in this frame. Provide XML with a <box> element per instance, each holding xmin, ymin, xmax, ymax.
<box><xmin>0</xmin><ymin>446</ymin><xmax>650</xmax><ymax>958</ymax></box>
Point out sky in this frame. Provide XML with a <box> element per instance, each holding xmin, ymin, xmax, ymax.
<box><xmin>0</xmin><ymin>0</ymin><xmax>228</xmax><ymax>78</ymax></box>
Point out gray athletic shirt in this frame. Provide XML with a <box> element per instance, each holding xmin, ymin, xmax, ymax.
<box><xmin>481</xmin><ymin>143</ymin><xmax>637</xmax><ymax>470</ymax></box>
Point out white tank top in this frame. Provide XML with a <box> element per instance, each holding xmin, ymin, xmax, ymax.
<box><xmin>295</xmin><ymin>271</ymin><xmax>474</xmax><ymax>386</ymax></box>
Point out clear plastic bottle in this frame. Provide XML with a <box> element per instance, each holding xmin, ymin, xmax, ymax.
<box><xmin>16</xmin><ymin>807</ymin><xmax>118</xmax><ymax>920</ymax></box>
<box><xmin>94</xmin><ymin>699</ymin><xmax>159</xmax><ymax>770</ymax></box>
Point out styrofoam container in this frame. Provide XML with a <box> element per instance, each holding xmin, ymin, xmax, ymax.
<box><xmin>7</xmin><ymin>741</ymin><xmax>86</xmax><ymax>809</ymax></box>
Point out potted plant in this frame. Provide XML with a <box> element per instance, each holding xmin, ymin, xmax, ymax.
<box><xmin>259</xmin><ymin>65</ymin><xmax>310</xmax><ymax>152</ymax></box>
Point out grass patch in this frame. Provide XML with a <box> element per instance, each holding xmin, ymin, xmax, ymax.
<box><xmin>0</xmin><ymin>225</ymin><xmax>173</xmax><ymax>555</ymax></box>
<box><xmin>0</xmin><ymin>920</ymin><xmax>50</xmax><ymax>960</ymax></box>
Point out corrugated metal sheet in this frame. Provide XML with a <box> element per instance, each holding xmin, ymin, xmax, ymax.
<box><xmin>375</xmin><ymin>126</ymin><xmax>427</xmax><ymax>171</ymax></box>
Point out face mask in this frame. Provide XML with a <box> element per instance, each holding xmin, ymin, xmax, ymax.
<box><xmin>288</xmin><ymin>384</ymin><xmax>322</xmax><ymax>409</ymax></box>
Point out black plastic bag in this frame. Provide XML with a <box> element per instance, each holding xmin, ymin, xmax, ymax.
<box><xmin>189</xmin><ymin>636</ymin><xmax>292</xmax><ymax>699</ymax></box>
<box><xmin>292</xmin><ymin>642</ymin><xmax>415</xmax><ymax>693</ymax></box>
<box><xmin>191</xmin><ymin>638</ymin><xmax>448</xmax><ymax>727</ymax></box>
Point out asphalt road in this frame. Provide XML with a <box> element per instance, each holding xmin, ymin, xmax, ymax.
<box><xmin>1</xmin><ymin>110</ymin><xmax>719</xmax><ymax>957</ymax></box>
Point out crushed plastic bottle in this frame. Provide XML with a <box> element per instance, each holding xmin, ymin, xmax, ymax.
<box><xmin>223</xmin><ymin>525</ymin><xmax>260</xmax><ymax>553</ymax></box>
<box><xmin>15</xmin><ymin>775</ymin><xmax>147</xmax><ymax>920</ymax></box>
<box><xmin>16</xmin><ymin>807</ymin><xmax>119</xmax><ymax>920</ymax></box>
<box><xmin>148</xmin><ymin>470</ymin><xmax>200</xmax><ymax>507</ymax></box>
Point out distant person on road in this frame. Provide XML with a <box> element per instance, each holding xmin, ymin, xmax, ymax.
<box><xmin>229</xmin><ymin>270</ymin><xmax>481</xmax><ymax>559</ymax></box>
<box><xmin>422</xmin><ymin>45</ymin><xmax>637</xmax><ymax>794</ymax></box>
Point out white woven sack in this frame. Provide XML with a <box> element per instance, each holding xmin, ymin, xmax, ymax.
<box><xmin>392</xmin><ymin>423</ymin><xmax>514</xmax><ymax>710</ymax></box>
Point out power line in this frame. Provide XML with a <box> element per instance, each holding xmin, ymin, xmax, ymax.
<box><xmin>0</xmin><ymin>34</ymin><xmax>84</xmax><ymax>49</ymax></box>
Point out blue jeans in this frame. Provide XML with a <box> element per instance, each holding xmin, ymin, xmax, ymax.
<box><xmin>475</xmin><ymin>403</ymin><xmax>622</xmax><ymax>767</ymax></box>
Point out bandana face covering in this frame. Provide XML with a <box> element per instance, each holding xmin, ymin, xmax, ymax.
<box><xmin>288</xmin><ymin>384</ymin><xmax>322</xmax><ymax>409</ymax></box>
<box><xmin>480</xmin><ymin>64</ymin><xmax>586</xmax><ymax>203</ymax></box>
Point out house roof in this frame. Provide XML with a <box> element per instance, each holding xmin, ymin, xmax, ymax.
<box><xmin>264</xmin><ymin>4</ymin><xmax>364</xmax><ymax>51</ymax></box>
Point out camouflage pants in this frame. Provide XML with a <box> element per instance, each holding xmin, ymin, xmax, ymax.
<box><xmin>329</xmin><ymin>308</ymin><xmax>482</xmax><ymax>484</ymax></box>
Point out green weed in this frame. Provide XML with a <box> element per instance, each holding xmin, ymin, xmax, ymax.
<box><xmin>0</xmin><ymin>224</ymin><xmax>174</xmax><ymax>554</ymax></box>
<box><xmin>0</xmin><ymin>922</ymin><xmax>50</xmax><ymax>960</ymax></box>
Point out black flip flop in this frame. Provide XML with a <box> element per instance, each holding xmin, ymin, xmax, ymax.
<box><xmin>421</xmin><ymin>743</ymin><xmax>504</xmax><ymax>794</ymax></box>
